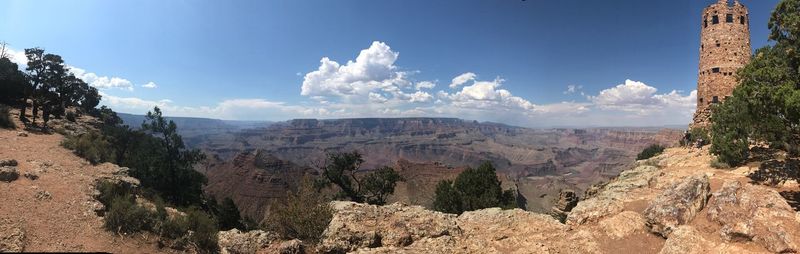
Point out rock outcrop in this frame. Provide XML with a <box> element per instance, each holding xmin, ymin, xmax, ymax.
<box><xmin>567</xmin><ymin>165</ymin><xmax>660</xmax><ymax>226</ymax></box>
<box><xmin>317</xmin><ymin>201</ymin><xmax>599</xmax><ymax>254</ymax></box>
<box><xmin>319</xmin><ymin>201</ymin><xmax>460</xmax><ymax>253</ymax></box>
<box><xmin>644</xmin><ymin>174</ymin><xmax>710</xmax><ymax>237</ymax></box>
<box><xmin>218</xmin><ymin>229</ymin><xmax>279</xmax><ymax>254</ymax></box>
<box><xmin>598</xmin><ymin>211</ymin><xmax>647</xmax><ymax>239</ymax></box>
<box><xmin>658</xmin><ymin>226</ymin><xmax>754</xmax><ymax>254</ymax></box>
<box><xmin>550</xmin><ymin>189</ymin><xmax>578</xmax><ymax>221</ymax></box>
<box><xmin>707</xmin><ymin>180</ymin><xmax>800</xmax><ymax>253</ymax></box>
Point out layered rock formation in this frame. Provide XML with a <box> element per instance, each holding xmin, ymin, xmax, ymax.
<box><xmin>219</xmin><ymin>147</ymin><xmax>800</xmax><ymax>253</ymax></box>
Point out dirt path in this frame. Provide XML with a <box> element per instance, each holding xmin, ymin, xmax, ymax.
<box><xmin>0</xmin><ymin>119</ymin><xmax>169</xmax><ymax>253</ymax></box>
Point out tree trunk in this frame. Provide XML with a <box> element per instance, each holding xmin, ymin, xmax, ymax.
<box><xmin>31</xmin><ymin>103</ymin><xmax>38</xmax><ymax>125</ymax></box>
<box><xmin>18</xmin><ymin>102</ymin><xmax>26</xmax><ymax>122</ymax></box>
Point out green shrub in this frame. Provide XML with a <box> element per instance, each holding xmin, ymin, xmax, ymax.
<box><xmin>265</xmin><ymin>179</ymin><xmax>333</xmax><ymax>243</ymax></box>
<box><xmin>104</xmin><ymin>195</ymin><xmax>154</xmax><ymax>234</ymax></box>
<box><xmin>62</xmin><ymin>131</ymin><xmax>115</xmax><ymax>164</ymax></box>
<box><xmin>317</xmin><ymin>151</ymin><xmax>402</xmax><ymax>205</ymax></box>
<box><xmin>637</xmin><ymin>144</ymin><xmax>665</xmax><ymax>161</ymax></box>
<box><xmin>432</xmin><ymin>162</ymin><xmax>516</xmax><ymax>214</ymax></box>
<box><xmin>185</xmin><ymin>209</ymin><xmax>219</xmax><ymax>253</ymax></box>
<box><xmin>95</xmin><ymin>180</ymin><xmax>135</xmax><ymax>208</ymax></box>
<box><xmin>0</xmin><ymin>105</ymin><xmax>15</xmax><ymax>129</ymax></box>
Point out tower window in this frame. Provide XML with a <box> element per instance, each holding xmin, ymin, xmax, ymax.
<box><xmin>699</xmin><ymin>98</ymin><xmax>704</xmax><ymax>104</ymax></box>
<box><xmin>740</xmin><ymin>16</ymin><xmax>745</xmax><ymax>24</ymax></box>
<box><xmin>712</xmin><ymin>96</ymin><xmax>719</xmax><ymax>103</ymax></box>
<box><xmin>712</xmin><ymin>15</ymin><xmax>719</xmax><ymax>24</ymax></box>
<box><xmin>712</xmin><ymin>68</ymin><xmax>720</xmax><ymax>73</ymax></box>
<box><xmin>726</xmin><ymin>14</ymin><xmax>734</xmax><ymax>23</ymax></box>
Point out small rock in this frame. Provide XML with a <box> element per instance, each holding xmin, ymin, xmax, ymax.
<box><xmin>276</xmin><ymin>239</ymin><xmax>304</xmax><ymax>254</ymax></box>
<box><xmin>0</xmin><ymin>159</ymin><xmax>17</xmax><ymax>167</ymax></box>
<box><xmin>23</xmin><ymin>171</ymin><xmax>38</xmax><ymax>180</ymax></box>
<box><xmin>644</xmin><ymin>174</ymin><xmax>710</xmax><ymax>237</ymax></box>
<box><xmin>16</xmin><ymin>132</ymin><xmax>27</xmax><ymax>137</ymax></box>
<box><xmin>0</xmin><ymin>166</ymin><xmax>19</xmax><ymax>182</ymax></box>
<box><xmin>0</xmin><ymin>219</ymin><xmax>25</xmax><ymax>252</ymax></box>
<box><xmin>35</xmin><ymin>190</ymin><xmax>52</xmax><ymax>201</ymax></box>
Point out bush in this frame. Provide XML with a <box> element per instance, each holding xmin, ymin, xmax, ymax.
<box><xmin>0</xmin><ymin>105</ymin><xmax>15</xmax><ymax>129</ymax></box>
<box><xmin>216</xmin><ymin>197</ymin><xmax>244</xmax><ymax>231</ymax></box>
<box><xmin>62</xmin><ymin>131</ymin><xmax>115</xmax><ymax>164</ymax></box>
<box><xmin>265</xmin><ymin>178</ymin><xmax>333</xmax><ymax>243</ymax></box>
<box><xmin>637</xmin><ymin>144</ymin><xmax>665</xmax><ymax>160</ymax></box>
<box><xmin>432</xmin><ymin>162</ymin><xmax>516</xmax><ymax>214</ymax></box>
<box><xmin>104</xmin><ymin>195</ymin><xmax>154</xmax><ymax>234</ymax></box>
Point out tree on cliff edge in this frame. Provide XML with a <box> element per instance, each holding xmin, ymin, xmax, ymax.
<box><xmin>433</xmin><ymin>162</ymin><xmax>516</xmax><ymax>214</ymax></box>
<box><xmin>711</xmin><ymin>0</ymin><xmax>800</xmax><ymax>166</ymax></box>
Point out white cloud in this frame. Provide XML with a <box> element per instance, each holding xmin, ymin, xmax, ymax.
<box><xmin>590</xmin><ymin>79</ymin><xmax>695</xmax><ymax>115</ymax></box>
<box><xmin>449</xmin><ymin>72</ymin><xmax>476</xmax><ymax>88</ymax></box>
<box><xmin>301</xmin><ymin>41</ymin><xmax>402</xmax><ymax>98</ymax></box>
<box><xmin>141</xmin><ymin>82</ymin><xmax>158</xmax><ymax>89</ymax></box>
<box><xmin>4</xmin><ymin>48</ymin><xmax>27</xmax><ymax>66</ymax></box>
<box><xmin>415</xmin><ymin>81</ymin><xmax>436</xmax><ymax>90</ymax></box>
<box><xmin>68</xmin><ymin>66</ymin><xmax>135</xmax><ymax>91</ymax></box>
<box><xmin>564</xmin><ymin>84</ymin><xmax>583</xmax><ymax>94</ymax></box>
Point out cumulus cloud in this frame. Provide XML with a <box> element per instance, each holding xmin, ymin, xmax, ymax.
<box><xmin>590</xmin><ymin>79</ymin><xmax>695</xmax><ymax>115</ymax></box>
<box><xmin>301</xmin><ymin>41</ymin><xmax>403</xmax><ymax>98</ymax></box>
<box><xmin>4</xmin><ymin>48</ymin><xmax>27</xmax><ymax>66</ymax></box>
<box><xmin>69</xmin><ymin>66</ymin><xmax>134</xmax><ymax>91</ymax></box>
<box><xmin>141</xmin><ymin>82</ymin><xmax>158</xmax><ymax>88</ymax></box>
<box><xmin>449</xmin><ymin>72</ymin><xmax>476</xmax><ymax>88</ymax></box>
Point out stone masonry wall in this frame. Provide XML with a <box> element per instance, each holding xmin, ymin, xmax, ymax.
<box><xmin>692</xmin><ymin>0</ymin><xmax>751</xmax><ymax>127</ymax></box>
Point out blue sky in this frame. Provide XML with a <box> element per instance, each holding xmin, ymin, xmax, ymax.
<box><xmin>0</xmin><ymin>0</ymin><xmax>781</xmax><ymax>127</ymax></box>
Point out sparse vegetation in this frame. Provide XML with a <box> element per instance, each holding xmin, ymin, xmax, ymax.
<box><xmin>681</xmin><ymin>127</ymin><xmax>710</xmax><ymax>147</ymax></box>
<box><xmin>265</xmin><ymin>178</ymin><xmax>333</xmax><ymax>243</ymax></box>
<box><xmin>61</xmin><ymin>131</ymin><xmax>115</xmax><ymax>164</ymax></box>
<box><xmin>710</xmin><ymin>159</ymin><xmax>731</xmax><ymax>169</ymax></box>
<box><xmin>316</xmin><ymin>151</ymin><xmax>402</xmax><ymax>205</ymax></box>
<box><xmin>104</xmin><ymin>195</ymin><xmax>153</xmax><ymax>234</ymax></box>
<box><xmin>65</xmin><ymin>111</ymin><xmax>76</xmax><ymax>122</ymax></box>
<box><xmin>432</xmin><ymin>162</ymin><xmax>517</xmax><ymax>214</ymax></box>
<box><xmin>637</xmin><ymin>144</ymin><xmax>665</xmax><ymax>161</ymax></box>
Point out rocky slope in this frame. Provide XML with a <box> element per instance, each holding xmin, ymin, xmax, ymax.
<box><xmin>221</xmin><ymin>146</ymin><xmax>800</xmax><ymax>253</ymax></box>
<box><xmin>0</xmin><ymin>111</ymin><xmax>169</xmax><ymax>253</ymax></box>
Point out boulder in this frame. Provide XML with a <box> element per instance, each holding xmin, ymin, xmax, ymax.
<box><xmin>0</xmin><ymin>166</ymin><xmax>19</xmax><ymax>182</ymax></box>
<box><xmin>707</xmin><ymin>180</ymin><xmax>800</xmax><ymax>253</ymax></box>
<box><xmin>218</xmin><ymin>229</ymin><xmax>280</xmax><ymax>254</ymax></box>
<box><xmin>0</xmin><ymin>219</ymin><xmax>25</xmax><ymax>252</ymax></box>
<box><xmin>0</xmin><ymin>159</ymin><xmax>17</xmax><ymax>167</ymax></box>
<box><xmin>644</xmin><ymin>174</ymin><xmax>710</xmax><ymax>237</ymax></box>
<box><xmin>598</xmin><ymin>211</ymin><xmax>647</xmax><ymax>239</ymax></box>
<box><xmin>566</xmin><ymin>197</ymin><xmax>624</xmax><ymax>226</ymax></box>
<box><xmin>35</xmin><ymin>190</ymin><xmax>52</xmax><ymax>201</ymax></box>
<box><xmin>319</xmin><ymin>202</ymin><xmax>459</xmax><ymax>253</ymax></box>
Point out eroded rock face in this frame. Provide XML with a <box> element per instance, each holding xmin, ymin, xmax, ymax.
<box><xmin>0</xmin><ymin>166</ymin><xmax>19</xmax><ymax>182</ymax></box>
<box><xmin>567</xmin><ymin>165</ymin><xmax>660</xmax><ymax>226</ymax></box>
<box><xmin>707</xmin><ymin>180</ymin><xmax>800</xmax><ymax>253</ymax></box>
<box><xmin>645</xmin><ymin>174</ymin><xmax>710</xmax><ymax>238</ymax></box>
<box><xmin>0</xmin><ymin>159</ymin><xmax>17</xmax><ymax>167</ymax></box>
<box><xmin>94</xmin><ymin>165</ymin><xmax>140</xmax><ymax>191</ymax></box>
<box><xmin>0</xmin><ymin>219</ymin><xmax>25</xmax><ymax>252</ymax></box>
<box><xmin>550</xmin><ymin>189</ymin><xmax>578</xmax><ymax>221</ymax></box>
<box><xmin>218</xmin><ymin>229</ymin><xmax>280</xmax><ymax>254</ymax></box>
<box><xmin>319</xmin><ymin>202</ymin><xmax>460</xmax><ymax>253</ymax></box>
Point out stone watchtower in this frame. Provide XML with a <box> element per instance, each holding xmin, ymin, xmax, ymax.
<box><xmin>692</xmin><ymin>0</ymin><xmax>752</xmax><ymax>127</ymax></box>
